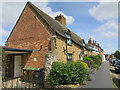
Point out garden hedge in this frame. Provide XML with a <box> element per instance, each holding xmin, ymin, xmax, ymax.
<box><xmin>48</xmin><ymin>61</ymin><xmax>88</xmax><ymax>85</ymax></box>
<box><xmin>83</xmin><ymin>55</ymin><xmax>102</xmax><ymax>69</ymax></box>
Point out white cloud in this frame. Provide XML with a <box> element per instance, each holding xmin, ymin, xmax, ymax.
<box><xmin>0</xmin><ymin>28</ymin><xmax>10</xmax><ymax>45</ymax></box>
<box><xmin>34</xmin><ymin>2</ymin><xmax>74</xmax><ymax>25</ymax></box>
<box><xmin>0</xmin><ymin>26</ymin><xmax>10</xmax><ymax>37</ymax></box>
<box><xmin>105</xmin><ymin>48</ymin><xmax>117</xmax><ymax>54</ymax></box>
<box><xmin>1</xmin><ymin>2</ymin><xmax>74</xmax><ymax>26</ymax></box>
<box><xmin>89</xmin><ymin>2</ymin><xmax>118</xmax><ymax>21</ymax></box>
<box><xmin>94</xmin><ymin>20</ymin><xmax>118</xmax><ymax>38</ymax></box>
<box><xmin>89</xmin><ymin>2</ymin><xmax>118</xmax><ymax>38</ymax></box>
<box><xmin>89</xmin><ymin>2</ymin><xmax>118</xmax><ymax>54</ymax></box>
<box><xmin>0</xmin><ymin>29</ymin><xmax>10</xmax><ymax>37</ymax></box>
<box><xmin>1</xmin><ymin>2</ymin><xmax>74</xmax><ymax>45</ymax></box>
<box><xmin>1</xmin><ymin>2</ymin><xmax>25</xmax><ymax>26</ymax></box>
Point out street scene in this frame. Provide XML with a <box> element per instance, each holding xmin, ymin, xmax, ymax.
<box><xmin>0</xmin><ymin>1</ymin><xmax>119</xmax><ymax>89</ymax></box>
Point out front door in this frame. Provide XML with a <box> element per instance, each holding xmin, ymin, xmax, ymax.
<box><xmin>14</xmin><ymin>56</ymin><xmax>22</xmax><ymax>77</ymax></box>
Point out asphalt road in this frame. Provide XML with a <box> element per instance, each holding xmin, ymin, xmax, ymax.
<box><xmin>82</xmin><ymin>61</ymin><xmax>112</xmax><ymax>88</ymax></box>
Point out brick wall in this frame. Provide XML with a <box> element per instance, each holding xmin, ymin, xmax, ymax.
<box><xmin>5</xmin><ymin>5</ymin><xmax>53</xmax><ymax>69</ymax></box>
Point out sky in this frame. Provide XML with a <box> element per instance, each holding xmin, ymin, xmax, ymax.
<box><xmin>0</xmin><ymin>1</ymin><xmax>118</xmax><ymax>54</ymax></box>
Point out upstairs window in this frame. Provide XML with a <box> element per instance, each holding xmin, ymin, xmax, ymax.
<box><xmin>67</xmin><ymin>53</ymin><xmax>72</xmax><ymax>61</ymax></box>
<box><xmin>67</xmin><ymin>39</ymin><xmax>72</xmax><ymax>45</ymax></box>
<box><xmin>65</xmin><ymin>33</ymin><xmax>72</xmax><ymax>45</ymax></box>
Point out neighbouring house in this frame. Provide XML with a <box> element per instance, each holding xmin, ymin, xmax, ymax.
<box><xmin>106</xmin><ymin>54</ymin><xmax>116</xmax><ymax>60</ymax></box>
<box><xmin>2</xmin><ymin>2</ymin><xmax>104</xmax><ymax>87</ymax></box>
<box><xmin>85</xmin><ymin>38</ymin><xmax>105</xmax><ymax>61</ymax></box>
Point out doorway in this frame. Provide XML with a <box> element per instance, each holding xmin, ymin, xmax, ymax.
<box><xmin>14</xmin><ymin>56</ymin><xmax>22</xmax><ymax>77</ymax></box>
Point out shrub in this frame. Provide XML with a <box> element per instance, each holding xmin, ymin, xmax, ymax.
<box><xmin>83</xmin><ymin>56</ymin><xmax>95</xmax><ymax>68</ymax></box>
<box><xmin>83</xmin><ymin>55</ymin><xmax>102</xmax><ymax>69</ymax></box>
<box><xmin>48</xmin><ymin>61</ymin><xmax>89</xmax><ymax>85</ymax></box>
<box><xmin>89</xmin><ymin>55</ymin><xmax>102</xmax><ymax>66</ymax></box>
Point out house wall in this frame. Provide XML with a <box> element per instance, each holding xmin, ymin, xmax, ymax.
<box><xmin>86</xmin><ymin>50</ymin><xmax>91</xmax><ymax>56</ymax></box>
<box><xmin>5</xmin><ymin>6</ymin><xmax>53</xmax><ymax>69</ymax></box>
<box><xmin>54</xmin><ymin>35</ymin><xmax>67</xmax><ymax>62</ymax></box>
<box><xmin>67</xmin><ymin>43</ymin><xmax>82</xmax><ymax>61</ymax></box>
<box><xmin>54</xmin><ymin>35</ymin><xmax>83</xmax><ymax>62</ymax></box>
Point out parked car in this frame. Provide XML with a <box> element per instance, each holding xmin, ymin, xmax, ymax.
<box><xmin>112</xmin><ymin>59</ymin><xmax>119</xmax><ymax>66</ymax></box>
<box><xmin>114</xmin><ymin>61</ymin><xmax>120</xmax><ymax>73</ymax></box>
<box><xmin>109</xmin><ymin>59</ymin><xmax>118</xmax><ymax>66</ymax></box>
<box><xmin>109</xmin><ymin>58</ymin><xmax>113</xmax><ymax>64</ymax></box>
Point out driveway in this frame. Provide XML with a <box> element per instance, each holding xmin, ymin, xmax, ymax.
<box><xmin>82</xmin><ymin>61</ymin><xmax>112</xmax><ymax>88</ymax></box>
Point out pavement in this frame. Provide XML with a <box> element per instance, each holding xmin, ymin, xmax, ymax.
<box><xmin>82</xmin><ymin>61</ymin><xmax>112</xmax><ymax>88</ymax></box>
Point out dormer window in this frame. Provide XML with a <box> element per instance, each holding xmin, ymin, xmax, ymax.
<box><xmin>67</xmin><ymin>39</ymin><xmax>72</xmax><ymax>45</ymax></box>
<box><xmin>83</xmin><ymin>43</ymin><xmax>85</xmax><ymax>46</ymax></box>
<box><xmin>65</xmin><ymin>33</ymin><xmax>72</xmax><ymax>45</ymax></box>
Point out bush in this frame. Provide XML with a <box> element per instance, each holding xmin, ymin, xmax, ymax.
<box><xmin>48</xmin><ymin>61</ymin><xmax>88</xmax><ymax>85</ymax></box>
<box><xmin>83</xmin><ymin>55</ymin><xmax>102</xmax><ymax>69</ymax></box>
<box><xmin>83</xmin><ymin>56</ymin><xmax>94</xmax><ymax>68</ymax></box>
<box><xmin>89</xmin><ymin>55</ymin><xmax>102</xmax><ymax>66</ymax></box>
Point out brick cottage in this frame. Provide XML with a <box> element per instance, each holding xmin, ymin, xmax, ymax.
<box><xmin>2</xmin><ymin>2</ymin><xmax>104</xmax><ymax>86</ymax></box>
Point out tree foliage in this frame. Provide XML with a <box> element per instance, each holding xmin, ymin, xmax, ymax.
<box><xmin>114</xmin><ymin>51</ymin><xmax>120</xmax><ymax>59</ymax></box>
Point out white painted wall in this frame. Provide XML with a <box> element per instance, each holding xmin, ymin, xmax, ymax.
<box><xmin>102</xmin><ymin>54</ymin><xmax>106</xmax><ymax>62</ymax></box>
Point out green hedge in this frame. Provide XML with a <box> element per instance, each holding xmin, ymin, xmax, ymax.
<box><xmin>48</xmin><ymin>61</ymin><xmax>88</xmax><ymax>85</ymax></box>
<box><xmin>83</xmin><ymin>56</ymin><xmax>94</xmax><ymax>67</ymax></box>
<box><xmin>89</xmin><ymin>55</ymin><xmax>102</xmax><ymax>66</ymax></box>
<box><xmin>83</xmin><ymin>55</ymin><xmax>102</xmax><ymax>69</ymax></box>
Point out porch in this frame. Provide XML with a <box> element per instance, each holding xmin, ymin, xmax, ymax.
<box><xmin>2</xmin><ymin>47</ymin><xmax>44</xmax><ymax>88</ymax></box>
<box><xmin>3</xmin><ymin>47</ymin><xmax>33</xmax><ymax>78</ymax></box>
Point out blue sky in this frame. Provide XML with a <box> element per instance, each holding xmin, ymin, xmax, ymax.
<box><xmin>1</xmin><ymin>2</ymin><xmax>118</xmax><ymax>54</ymax></box>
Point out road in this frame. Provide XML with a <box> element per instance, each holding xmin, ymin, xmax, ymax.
<box><xmin>82</xmin><ymin>61</ymin><xmax>112</xmax><ymax>88</ymax></box>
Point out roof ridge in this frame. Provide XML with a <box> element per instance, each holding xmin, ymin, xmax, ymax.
<box><xmin>28</xmin><ymin>2</ymin><xmax>66</xmax><ymax>29</ymax></box>
<box><xmin>27</xmin><ymin>2</ymin><xmax>85</xmax><ymax>47</ymax></box>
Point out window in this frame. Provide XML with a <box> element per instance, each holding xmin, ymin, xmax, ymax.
<box><xmin>65</xmin><ymin>33</ymin><xmax>71</xmax><ymax>39</ymax></box>
<box><xmin>80</xmin><ymin>49</ymin><xmax>84</xmax><ymax>54</ymax></box>
<box><xmin>67</xmin><ymin>39</ymin><xmax>72</xmax><ymax>45</ymax></box>
<box><xmin>65</xmin><ymin>33</ymin><xmax>72</xmax><ymax>45</ymax></box>
<box><xmin>67</xmin><ymin>53</ymin><xmax>72</xmax><ymax>61</ymax></box>
<box><xmin>79</xmin><ymin>55</ymin><xmax>83</xmax><ymax>60</ymax></box>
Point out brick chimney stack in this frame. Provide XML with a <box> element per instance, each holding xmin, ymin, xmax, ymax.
<box><xmin>95</xmin><ymin>41</ymin><xmax>96</xmax><ymax>45</ymax></box>
<box><xmin>88</xmin><ymin>38</ymin><xmax>92</xmax><ymax>44</ymax></box>
<box><xmin>55</xmin><ymin>14</ymin><xmax>66</xmax><ymax>27</ymax></box>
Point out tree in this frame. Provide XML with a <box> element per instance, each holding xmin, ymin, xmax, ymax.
<box><xmin>114</xmin><ymin>51</ymin><xmax>120</xmax><ymax>59</ymax></box>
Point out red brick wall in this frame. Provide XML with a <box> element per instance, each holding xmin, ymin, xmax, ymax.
<box><xmin>5</xmin><ymin>6</ymin><xmax>53</xmax><ymax>69</ymax></box>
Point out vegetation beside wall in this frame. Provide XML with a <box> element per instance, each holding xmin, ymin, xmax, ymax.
<box><xmin>48</xmin><ymin>61</ymin><xmax>88</xmax><ymax>85</ymax></box>
<box><xmin>0</xmin><ymin>47</ymin><xmax>8</xmax><ymax>80</ymax></box>
<box><xmin>83</xmin><ymin>55</ymin><xmax>102</xmax><ymax>70</ymax></box>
